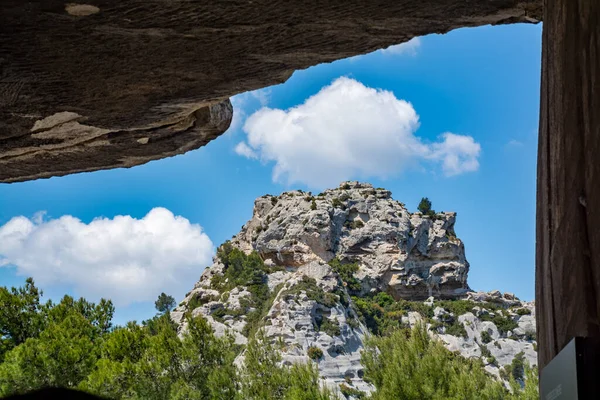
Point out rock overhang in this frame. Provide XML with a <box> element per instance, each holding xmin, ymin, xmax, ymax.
<box><xmin>0</xmin><ymin>0</ymin><xmax>542</xmax><ymax>183</ymax></box>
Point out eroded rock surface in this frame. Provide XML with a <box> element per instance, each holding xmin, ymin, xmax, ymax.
<box><xmin>235</xmin><ymin>182</ymin><xmax>470</xmax><ymax>300</ymax></box>
<box><xmin>172</xmin><ymin>182</ymin><xmax>537</xmax><ymax>396</ymax></box>
<box><xmin>1</xmin><ymin>1</ymin><xmax>541</xmax><ymax>182</ymax></box>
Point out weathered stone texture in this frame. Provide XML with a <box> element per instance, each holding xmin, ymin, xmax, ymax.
<box><xmin>1</xmin><ymin>0</ymin><xmax>541</xmax><ymax>182</ymax></box>
<box><xmin>173</xmin><ymin>183</ymin><xmax>538</xmax><ymax>393</ymax></box>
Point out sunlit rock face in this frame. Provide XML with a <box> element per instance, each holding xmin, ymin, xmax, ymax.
<box><xmin>172</xmin><ymin>182</ymin><xmax>536</xmax><ymax>395</ymax></box>
<box><xmin>234</xmin><ymin>181</ymin><xmax>470</xmax><ymax>300</ymax></box>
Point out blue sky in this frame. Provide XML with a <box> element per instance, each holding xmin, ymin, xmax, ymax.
<box><xmin>0</xmin><ymin>23</ymin><xmax>542</xmax><ymax>325</ymax></box>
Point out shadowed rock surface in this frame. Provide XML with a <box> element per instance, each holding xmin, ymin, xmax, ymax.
<box><xmin>0</xmin><ymin>0</ymin><xmax>541</xmax><ymax>182</ymax></box>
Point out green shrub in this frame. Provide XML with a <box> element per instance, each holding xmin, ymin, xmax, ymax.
<box><xmin>332</xmin><ymin>198</ymin><xmax>345</xmax><ymax>209</ymax></box>
<box><xmin>480</xmin><ymin>344</ymin><xmax>491</xmax><ymax>358</ymax></box>
<box><xmin>429</xmin><ymin>320</ymin><xmax>444</xmax><ymax>332</ymax></box>
<box><xmin>349</xmin><ymin>220</ymin><xmax>364</xmax><ymax>229</ymax></box>
<box><xmin>321</xmin><ymin>292</ymin><xmax>338</xmax><ymax>308</ymax></box>
<box><xmin>446</xmin><ymin>323</ymin><xmax>468</xmax><ymax>338</ymax></box>
<box><xmin>307</xmin><ymin>346</ymin><xmax>323</xmax><ymax>360</ymax></box>
<box><xmin>372</xmin><ymin>292</ymin><xmax>395</xmax><ymax>307</ymax></box>
<box><xmin>353</xmin><ymin>297</ymin><xmax>387</xmax><ymax>335</ymax></box>
<box><xmin>242</xmin><ymin>332</ymin><xmax>334</xmax><ymax>399</ymax></box>
<box><xmin>319</xmin><ymin>318</ymin><xmax>341</xmax><ymax>337</ymax></box>
<box><xmin>515</xmin><ymin>308</ymin><xmax>532</xmax><ymax>316</ymax></box>
<box><xmin>481</xmin><ymin>330</ymin><xmax>492</xmax><ymax>344</ymax></box>
<box><xmin>436</xmin><ymin>300</ymin><xmax>477</xmax><ymax>316</ymax></box>
<box><xmin>341</xmin><ymin>183</ymin><xmax>351</xmax><ymax>190</ymax></box>
<box><xmin>362</xmin><ymin>326</ymin><xmax>510</xmax><ymax>400</ymax></box>
<box><xmin>339</xmin><ymin>383</ymin><xmax>366</xmax><ymax>399</ymax></box>
<box><xmin>242</xmin><ymin>283</ymin><xmax>284</xmax><ymax>338</ymax></box>
<box><xmin>187</xmin><ymin>294</ymin><xmax>208</xmax><ymax>311</ymax></box>
<box><xmin>311</xmin><ymin>200</ymin><xmax>317</xmax><ymax>210</ymax></box>
<box><xmin>479</xmin><ymin>313</ymin><xmax>519</xmax><ymax>335</ymax></box>
<box><xmin>0</xmin><ymin>277</ymin><xmax>538</xmax><ymax>400</ymax></box>
<box><xmin>335</xmin><ymin>288</ymin><xmax>350</xmax><ymax>307</ymax></box>
<box><xmin>270</xmin><ymin>197</ymin><xmax>278</xmax><ymax>205</ymax></box>
<box><xmin>347</xmin><ymin>316</ymin><xmax>360</xmax><ymax>330</ymax></box>
<box><xmin>446</xmin><ymin>232</ymin><xmax>458</xmax><ymax>241</ymax></box>
<box><xmin>282</xmin><ymin>276</ymin><xmax>336</xmax><ymax>308</ymax></box>
<box><xmin>211</xmin><ymin>242</ymin><xmax>288</xmax><ymax>337</ymax></box>
<box><xmin>352</xmin><ymin>293</ymin><xmax>437</xmax><ymax>336</ymax></box>
<box><xmin>511</xmin><ymin>351</ymin><xmax>525</xmax><ymax>381</ymax></box>
<box><xmin>329</xmin><ymin>258</ymin><xmax>361</xmax><ymax>292</ymax></box>
<box><xmin>499</xmin><ymin>365</ymin><xmax>510</xmax><ymax>381</ymax></box>
<box><xmin>211</xmin><ymin>307</ymin><xmax>229</xmax><ymax>322</ymax></box>
<box><xmin>220</xmin><ymin>291</ymin><xmax>230</xmax><ymax>302</ymax></box>
<box><xmin>418</xmin><ymin>197</ymin><xmax>432</xmax><ymax>214</ymax></box>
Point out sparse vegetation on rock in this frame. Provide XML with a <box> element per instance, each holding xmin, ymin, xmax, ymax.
<box><xmin>307</xmin><ymin>346</ymin><xmax>323</xmax><ymax>360</ymax></box>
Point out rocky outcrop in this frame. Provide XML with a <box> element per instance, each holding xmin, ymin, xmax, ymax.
<box><xmin>236</xmin><ymin>182</ymin><xmax>470</xmax><ymax>300</ymax></box>
<box><xmin>1</xmin><ymin>1</ymin><xmax>541</xmax><ymax>182</ymax></box>
<box><xmin>172</xmin><ymin>182</ymin><xmax>537</xmax><ymax>396</ymax></box>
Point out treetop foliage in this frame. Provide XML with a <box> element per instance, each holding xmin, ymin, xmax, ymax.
<box><xmin>155</xmin><ymin>293</ymin><xmax>176</xmax><ymax>314</ymax></box>
<box><xmin>0</xmin><ymin>278</ymin><xmax>538</xmax><ymax>400</ymax></box>
<box><xmin>418</xmin><ymin>197</ymin><xmax>433</xmax><ymax>214</ymax></box>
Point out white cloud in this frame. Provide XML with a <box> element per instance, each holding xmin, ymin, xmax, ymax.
<box><xmin>236</xmin><ymin>77</ymin><xmax>480</xmax><ymax>188</ymax></box>
<box><xmin>0</xmin><ymin>208</ymin><xmax>214</xmax><ymax>306</ymax></box>
<box><xmin>234</xmin><ymin>141</ymin><xmax>258</xmax><ymax>159</ymax></box>
<box><xmin>429</xmin><ymin>133</ymin><xmax>481</xmax><ymax>176</ymax></box>
<box><xmin>381</xmin><ymin>37</ymin><xmax>421</xmax><ymax>56</ymax></box>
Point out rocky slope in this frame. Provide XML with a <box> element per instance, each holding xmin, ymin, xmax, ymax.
<box><xmin>171</xmin><ymin>182</ymin><xmax>537</xmax><ymax>396</ymax></box>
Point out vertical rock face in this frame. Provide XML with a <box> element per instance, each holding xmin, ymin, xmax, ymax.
<box><xmin>172</xmin><ymin>182</ymin><xmax>536</xmax><ymax>395</ymax></box>
<box><xmin>236</xmin><ymin>181</ymin><xmax>470</xmax><ymax>299</ymax></box>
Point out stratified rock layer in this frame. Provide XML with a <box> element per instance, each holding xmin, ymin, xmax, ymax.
<box><xmin>172</xmin><ymin>182</ymin><xmax>537</xmax><ymax>395</ymax></box>
<box><xmin>1</xmin><ymin>1</ymin><xmax>541</xmax><ymax>182</ymax></box>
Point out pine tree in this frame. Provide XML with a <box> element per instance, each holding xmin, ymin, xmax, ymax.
<box><xmin>362</xmin><ymin>325</ymin><xmax>509</xmax><ymax>400</ymax></box>
<box><xmin>418</xmin><ymin>197</ymin><xmax>433</xmax><ymax>214</ymax></box>
<box><xmin>155</xmin><ymin>292</ymin><xmax>176</xmax><ymax>314</ymax></box>
<box><xmin>0</xmin><ymin>278</ymin><xmax>45</xmax><ymax>361</ymax></box>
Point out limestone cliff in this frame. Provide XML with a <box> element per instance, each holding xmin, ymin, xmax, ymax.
<box><xmin>172</xmin><ymin>182</ymin><xmax>537</xmax><ymax>396</ymax></box>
